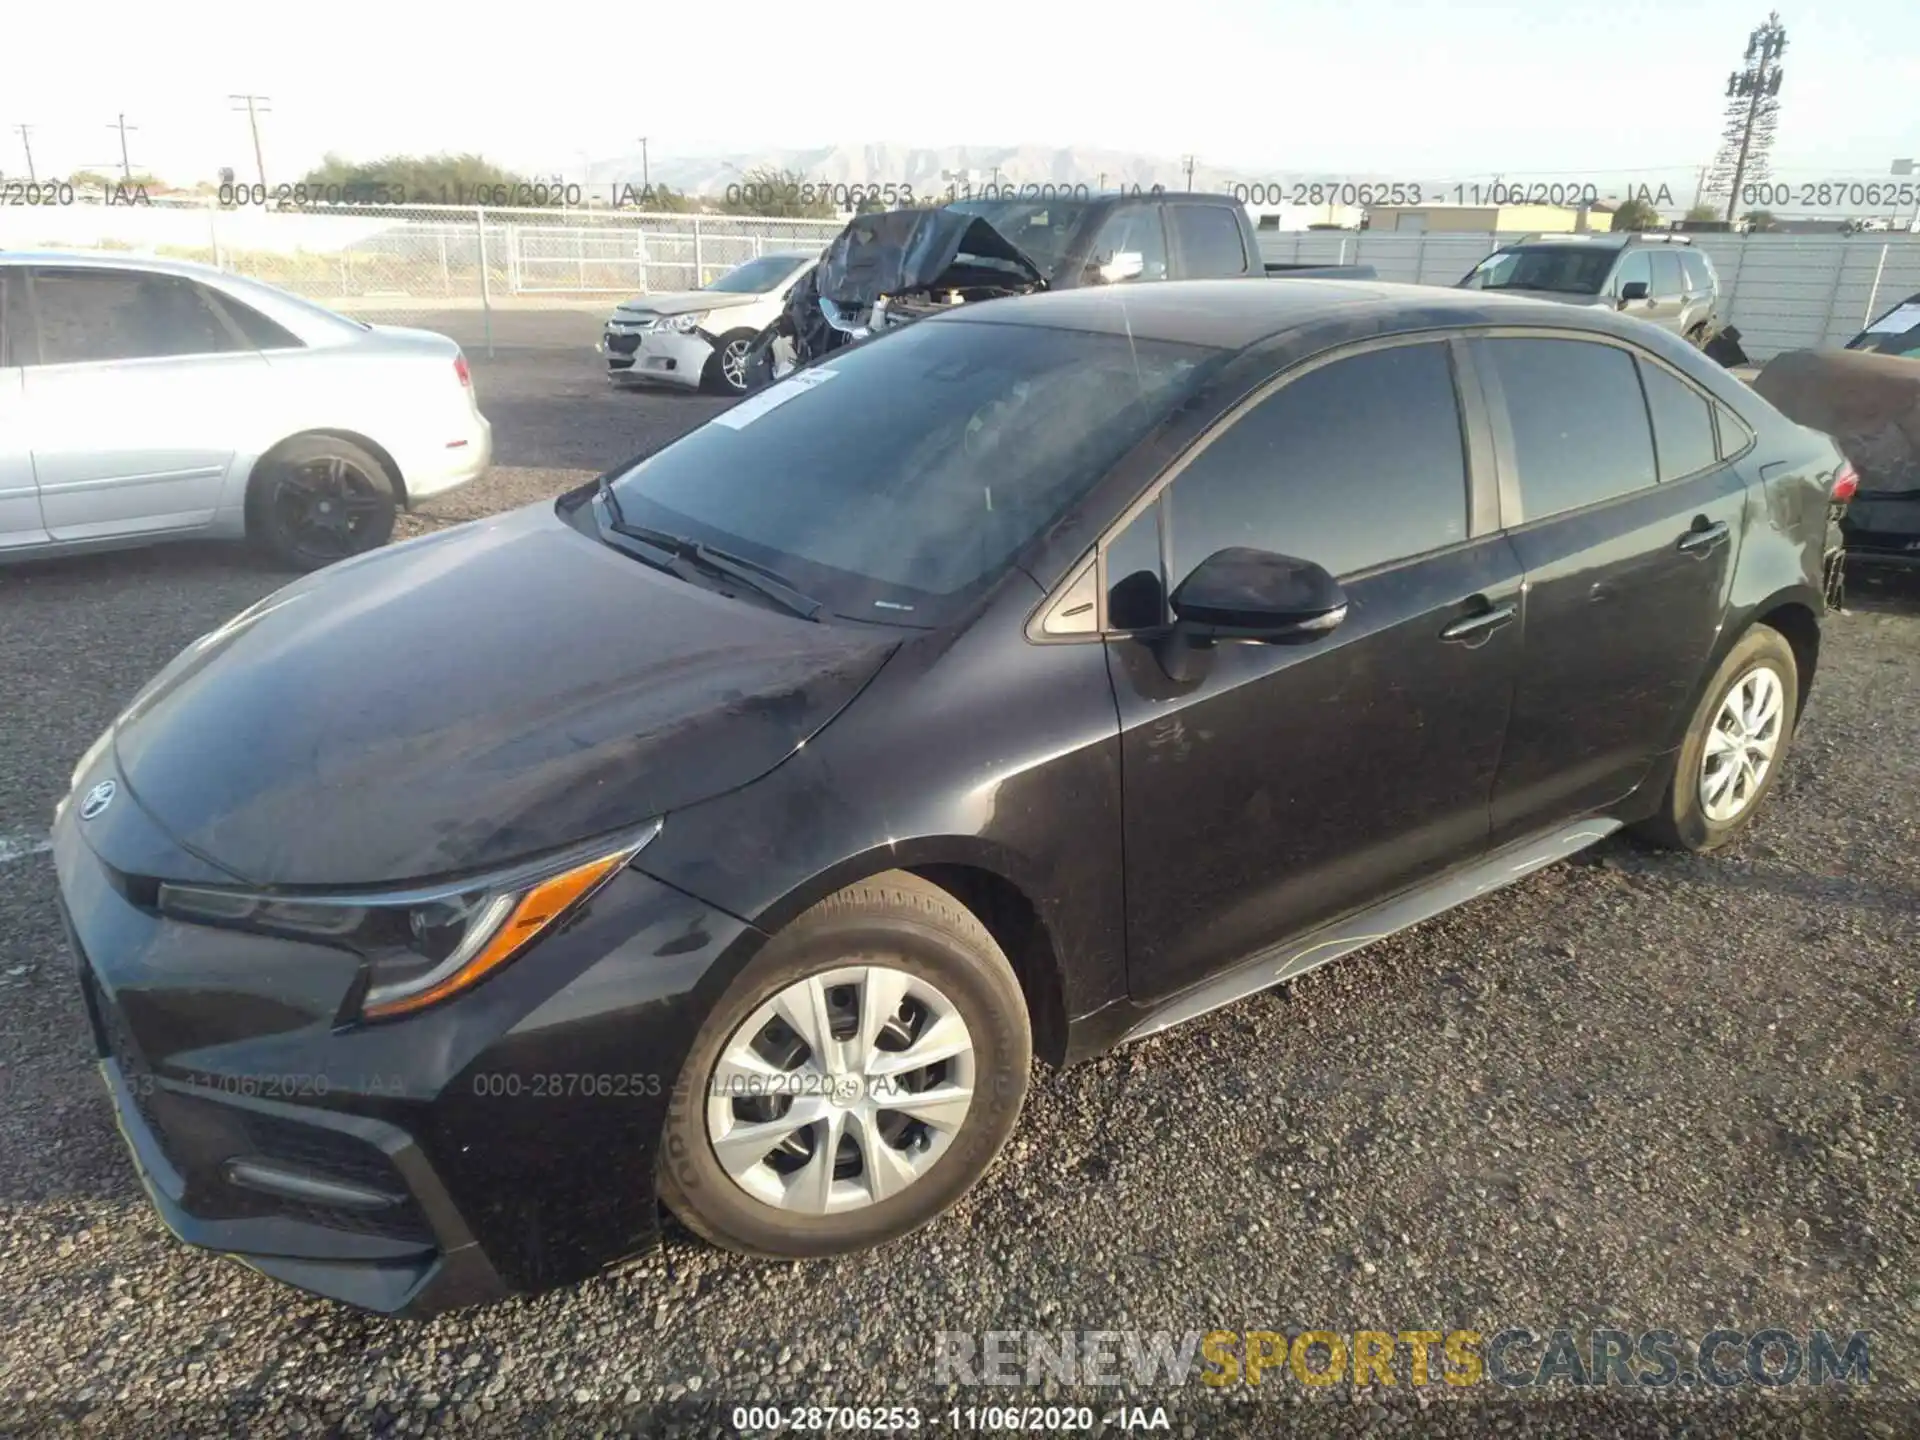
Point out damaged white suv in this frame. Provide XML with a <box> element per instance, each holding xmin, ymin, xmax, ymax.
<box><xmin>599</xmin><ymin>251</ymin><xmax>819</xmax><ymax>396</ymax></box>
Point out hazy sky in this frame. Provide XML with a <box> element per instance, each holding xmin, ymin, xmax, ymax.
<box><xmin>7</xmin><ymin>0</ymin><xmax>1913</xmax><ymax>187</ymax></box>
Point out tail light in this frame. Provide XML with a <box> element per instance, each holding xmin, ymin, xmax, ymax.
<box><xmin>453</xmin><ymin>354</ymin><xmax>472</xmax><ymax>389</ymax></box>
<box><xmin>1831</xmin><ymin>461</ymin><xmax>1858</xmax><ymax>502</ymax></box>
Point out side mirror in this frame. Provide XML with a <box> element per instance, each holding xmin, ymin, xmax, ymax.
<box><xmin>1619</xmin><ymin>280</ymin><xmax>1650</xmax><ymax>304</ymax></box>
<box><xmin>1160</xmin><ymin>547</ymin><xmax>1346</xmax><ymax>679</ymax></box>
<box><xmin>1098</xmin><ymin>250</ymin><xmax>1146</xmax><ymax>284</ymax></box>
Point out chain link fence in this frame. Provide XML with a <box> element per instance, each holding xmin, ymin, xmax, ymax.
<box><xmin>0</xmin><ymin>201</ymin><xmax>846</xmax><ymax>352</ymax></box>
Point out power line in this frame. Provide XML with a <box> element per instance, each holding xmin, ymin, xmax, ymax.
<box><xmin>13</xmin><ymin>124</ymin><xmax>34</xmax><ymax>184</ymax></box>
<box><xmin>231</xmin><ymin>94</ymin><xmax>272</xmax><ymax>188</ymax></box>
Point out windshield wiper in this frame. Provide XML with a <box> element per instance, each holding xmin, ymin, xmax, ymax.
<box><xmin>592</xmin><ymin>484</ymin><xmax>823</xmax><ymax>622</ymax></box>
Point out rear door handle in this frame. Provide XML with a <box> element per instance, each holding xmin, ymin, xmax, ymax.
<box><xmin>1439</xmin><ymin>601</ymin><xmax>1517</xmax><ymax>644</ymax></box>
<box><xmin>1677</xmin><ymin>520</ymin><xmax>1730</xmax><ymax>555</ymax></box>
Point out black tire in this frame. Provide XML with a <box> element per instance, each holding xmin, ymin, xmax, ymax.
<box><xmin>1686</xmin><ymin>322</ymin><xmax>1711</xmax><ymax>350</ymax></box>
<box><xmin>701</xmin><ymin>328</ymin><xmax>758</xmax><ymax>395</ymax></box>
<box><xmin>246</xmin><ymin>435</ymin><xmax>397</xmax><ymax>572</ymax></box>
<box><xmin>658</xmin><ymin>871</ymin><xmax>1031</xmax><ymax>1259</ymax></box>
<box><xmin>1635</xmin><ymin>624</ymin><xmax>1799</xmax><ymax>853</ymax></box>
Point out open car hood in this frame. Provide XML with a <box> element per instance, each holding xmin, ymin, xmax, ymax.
<box><xmin>815</xmin><ymin>208</ymin><xmax>1047</xmax><ymax>307</ymax></box>
<box><xmin>1752</xmin><ymin>348</ymin><xmax>1920</xmax><ymax>497</ymax></box>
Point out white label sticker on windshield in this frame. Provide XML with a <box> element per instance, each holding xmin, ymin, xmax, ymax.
<box><xmin>1866</xmin><ymin>303</ymin><xmax>1920</xmax><ymax>334</ymax></box>
<box><xmin>710</xmin><ymin>367</ymin><xmax>839</xmax><ymax>429</ymax></box>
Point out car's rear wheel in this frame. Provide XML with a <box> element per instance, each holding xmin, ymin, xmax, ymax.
<box><xmin>1637</xmin><ymin>624</ymin><xmax>1799</xmax><ymax>852</ymax></box>
<box><xmin>703</xmin><ymin>329</ymin><xmax>758</xmax><ymax>395</ymax></box>
<box><xmin>247</xmin><ymin>436</ymin><xmax>397</xmax><ymax>571</ymax></box>
<box><xmin>1686</xmin><ymin>322</ymin><xmax>1712</xmax><ymax>350</ymax></box>
<box><xmin>658</xmin><ymin>871</ymin><xmax>1030</xmax><ymax>1258</ymax></box>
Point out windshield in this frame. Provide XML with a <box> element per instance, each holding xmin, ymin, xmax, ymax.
<box><xmin>702</xmin><ymin>254</ymin><xmax>810</xmax><ymax>294</ymax></box>
<box><xmin>605</xmin><ymin>317</ymin><xmax>1220</xmax><ymax>625</ymax></box>
<box><xmin>943</xmin><ymin>200</ymin><xmax>1091</xmax><ymax>279</ymax></box>
<box><xmin>1848</xmin><ymin>298</ymin><xmax>1920</xmax><ymax>358</ymax></box>
<box><xmin>1461</xmin><ymin>246</ymin><xmax>1617</xmax><ymax>295</ymax></box>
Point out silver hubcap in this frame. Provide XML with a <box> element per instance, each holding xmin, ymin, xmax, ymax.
<box><xmin>705</xmin><ymin>965</ymin><xmax>975</xmax><ymax>1213</ymax></box>
<box><xmin>1700</xmin><ymin>664</ymin><xmax>1784</xmax><ymax>823</ymax></box>
<box><xmin>721</xmin><ymin>338</ymin><xmax>751</xmax><ymax>389</ymax></box>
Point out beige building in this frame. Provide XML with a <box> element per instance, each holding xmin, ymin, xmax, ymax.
<box><xmin>1363</xmin><ymin>203</ymin><xmax>1616</xmax><ymax>234</ymax></box>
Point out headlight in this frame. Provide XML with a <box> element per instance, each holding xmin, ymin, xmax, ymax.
<box><xmin>653</xmin><ymin>312</ymin><xmax>704</xmax><ymax>334</ymax></box>
<box><xmin>155</xmin><ymin>819</ymin><xmax>661</xmax><ymax>1022</ymax></box>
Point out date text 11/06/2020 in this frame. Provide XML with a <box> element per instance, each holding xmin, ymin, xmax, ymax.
<box><xmin>1</xmin><ymin>178</ymin><xmax>1697</xmax><ymax>212</ymax></box>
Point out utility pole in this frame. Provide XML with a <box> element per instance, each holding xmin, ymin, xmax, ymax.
<box><xmin>1181</xmin><ymin>155</ymin><xmax>1197</xmax><ymax>191</ymax></box>
<box><xmin>108</xmin><ymin>113</ymin><xmax>139</xmax><ymax>180</ymax></box>
<box><xmin>1690</xmin><ymin>164</ymin><xmax>1708</xmax><ymax>209</ymax></box>
<box><xmin>637</xmin><ymin>136</ymin><xmax>649</xmax><ymax>192</ymax></box>
<box><xmin>13</xmin><ymin>124</ymin><xmax>34</xmax><ymax>184</ymax></box>
<box><xmin>230</xmin><ymin>95</ymin><xmax>272</xmax><ymax>188</ymax></box>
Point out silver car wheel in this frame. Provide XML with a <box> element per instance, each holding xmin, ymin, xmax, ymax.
<box><xmin>720</xmin><ymin>337</ymin><xmax>752</xmax><ymax>391</ymax></box>
<box><xmin>1699</xmin><ymin>663</ymin><xmax>1785</xmax><ymax>823</ymax></box>
<box><xmin>704</xmin><ymin>965</ymin><xmax>976</xmax><ymax>1214</ymax></box>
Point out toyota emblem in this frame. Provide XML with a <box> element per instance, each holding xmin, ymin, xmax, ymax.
<box><xmin>79</xmin><ymin>779</ymin><xmax>117</xmax><ymax>821</ymax></box>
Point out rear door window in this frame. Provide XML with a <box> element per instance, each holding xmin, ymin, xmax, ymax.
<box><xmin>1168</xmin><ymin>206</ymin><xmax>1251</xmax><ymax>278</ymax></box>
<box><xmin>29</xmin><ymin>269</ymin><xmax>240</xmax><ymax>364</ymax></box>
<box><xmin>1649</xmin><ymin>251</ymin><xmax>1685</xmax><ymax>299</ymax></box>
<box><xmin>1476</xmin><ymin>337</ymin><xmax>1658</xmax><ymax>521</ymax></box>
<box><xmin>1680</xmin><ymin>250</ymin><xmax>1713</xmax><ymax>292</ymax></box>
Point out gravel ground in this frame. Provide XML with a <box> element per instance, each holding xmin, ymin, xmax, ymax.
<box><xmin>0</xmin><ymin>333</ymin><xmax>1915</xmax><ymax>1438</ymax></box>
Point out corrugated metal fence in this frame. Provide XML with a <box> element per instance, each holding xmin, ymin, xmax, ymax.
<box><xmin>1257</xmin><ymin>230</ymin><xmax>1920</xmax><ymax>361</ymax></box>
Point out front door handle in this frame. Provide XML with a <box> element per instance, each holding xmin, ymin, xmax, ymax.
<box><xmin>1439</xmin><ymin>601</ymin><xmax>1518</xmax><ymax>644</ymax></box>
<box><xmin>1677</xmin><ymin>520</ymin><xmax>1730</xmax><ymax>555</ymax></box>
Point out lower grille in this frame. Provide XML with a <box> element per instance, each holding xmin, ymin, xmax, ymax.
<box><xmin>230</xmin><ymin>1111</ymin><xmax>434</xmax><ymax>1244</ymax></box>
<box><xmin>77</xmin><ymin>961</ymin><xmax>432</xmax><ymax>1246</ymax></box>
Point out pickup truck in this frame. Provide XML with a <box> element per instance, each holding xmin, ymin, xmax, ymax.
<box><xmin>744</xmin><ymin>192</ymin><xmax>1373</xmax><ymax>387</ymax></box>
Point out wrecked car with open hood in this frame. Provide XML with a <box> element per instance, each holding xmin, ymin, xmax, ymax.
<box><xmin>744</xmin><ymin>207</ymin><xmax>1049</xmax><ymax>386</ymax></box>
<box><xmin>743</xmin><ymin>192</ymin><xmax>1377</xmax><ymax>388</ymax></box>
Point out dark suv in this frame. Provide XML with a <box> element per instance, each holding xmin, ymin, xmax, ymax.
<box><xmin>1458</xmin><ymin>233</ymin><xmax>1724</xmax><ymax>347</ymax></box>
<box><xmin>55</xmin><ymin>280</ymin><xmax>1846</xmax><ymax>1316</ymax></box>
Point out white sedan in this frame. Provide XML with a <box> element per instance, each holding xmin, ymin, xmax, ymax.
<box><xmin>599</xmin><ymin>251</ymin><xmax>818</xmax><ymax>395</ymax></box>
<box><xmin>0</xmin><ymin>252</ymin><xmax>492</xmax><ymax>570</ymax></box>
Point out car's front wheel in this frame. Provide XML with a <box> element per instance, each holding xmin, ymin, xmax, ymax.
<box><xmin>1637</xmin><ymin>623</ymin><xmax>1799</xmax><ymax>852</ymax></box>
<box><xmin>247</xmin><ymin>436</ymin><xmax>398</xmax><ymax>571</ymax></box>
<box><xmin>703</xmin><ymin>329</ymin><xmax>759</xmax><ymax>395</ymax></box>
<box><xmin>659</xmin><ymin>872</ymin><xmax>1031</xmax><ymax>1258</ymax></box>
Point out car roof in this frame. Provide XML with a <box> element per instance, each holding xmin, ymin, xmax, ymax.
<box><xmin>938</xmin><ymin>278</ymin><xmax>1632</xmax><ymax>351</ymax></box>
<box><xmin>0</xmin><ymin>248</ymin><xmax>232</xmax><ymax>281</ymax></box>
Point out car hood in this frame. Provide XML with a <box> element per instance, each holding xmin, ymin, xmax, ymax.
<box><xmin>109</xmin><ymin>505</ymin><xmax>900</xmax><ymax>887</ymax></box>
<box><xmin>612</xmin><ymin>291</ymin><xmax>764</xmax><ymax>320</ymax></box>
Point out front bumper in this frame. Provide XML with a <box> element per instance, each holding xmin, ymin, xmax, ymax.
<box><xmin>600</xmin><ymin>323</ymin><xmax>712</xmax><ymax>390</ymax></box>
<box><xmin>52</xmin><ymin>768</ymin><xmax>759</xmax><ymax>1316</ymax></box>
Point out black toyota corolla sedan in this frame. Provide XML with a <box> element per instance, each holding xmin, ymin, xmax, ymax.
<box><xmin>55</xmin><ymin>279</ymin><xmax>1847</xmax><ymax>1315</ymax></box>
